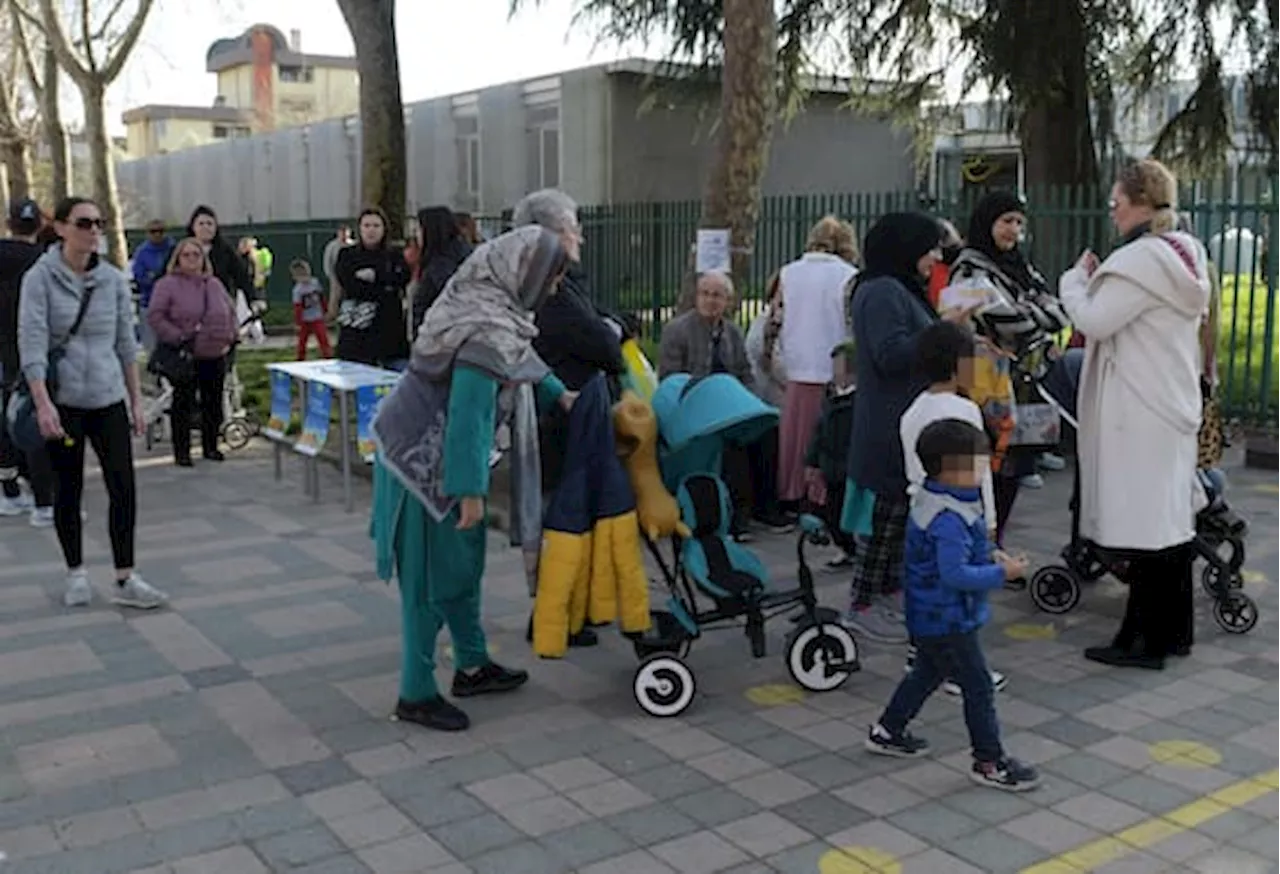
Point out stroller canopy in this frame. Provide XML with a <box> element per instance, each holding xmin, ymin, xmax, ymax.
<box><xmin>652</xmin><ymin>373</ymin><xmax>779</xmax><ymax>491</ymax></box>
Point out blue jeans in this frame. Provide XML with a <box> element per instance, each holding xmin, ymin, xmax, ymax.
<box><xmin>879</xmin><ymin>630</ymin><xmax>1003</xmax><ymax>762</ymax></box>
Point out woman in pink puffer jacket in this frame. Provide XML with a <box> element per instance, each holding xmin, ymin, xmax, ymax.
<box><xmin>147</xmin><ymin>237</ymin><xmax>237</xmax><ymax>467</ymax></box>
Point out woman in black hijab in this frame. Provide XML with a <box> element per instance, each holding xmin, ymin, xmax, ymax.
<box><xmin>948</xmin><ymin>191</ymin><xmax>1055</xmax><ymax>557</ymax></box>
<box><xmin>842</xmin><ymin>211</ymin><xmax>948</xmax><ymax>645</ymax></box>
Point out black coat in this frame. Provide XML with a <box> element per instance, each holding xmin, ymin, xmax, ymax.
<box><xmin>207</xmin><ymin>236</ymin><xmax>255</xmax><ymax>302</ymax></box>
<box><xmin>533</xmin><ymin>268</ymin><xmax>625</xmax><ymax>391</ymax></box>
<box><xmin>334</xmin><ymin>244</ymin><xmax>410</xmax><ymax>366</ymax></box>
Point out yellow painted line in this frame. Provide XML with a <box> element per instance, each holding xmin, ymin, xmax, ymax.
<box><xmin>1004</xmin><ymin>622</ymin><xmax>1058</xmax><ymax>641</ymax></box>
<box><xmin>1020</xmin><ymin>770</ymin><xmax>1277</xmax><ymax>873</ymax></box>
<box><xmin>745</xmin><ymin>683</ymin><xmax>807</xmax><ymax>706</ymax></box>
<box><xmin>1147</xmin><ymin>739</ymin><xmax>1222</xmax><ymax>769</ymax></box>
<box><xmin>819</xmin><ymin>846</ymin><xmax>901</xmax><ymax>874</ymax></box>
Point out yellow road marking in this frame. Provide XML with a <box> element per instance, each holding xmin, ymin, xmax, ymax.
<box><xmin>1147</xmin><ymin>740</ymin><xmax>1223</xmax><ymax>769</ymax></box>
<box><xmin>819</xmin><ymin>846</ymin><xmax>901</xmax><ymax>874</ymax></box>
<box><xmin>1020</xmin><ymin>770</ymin><xmax>1277</xmax><ymax>873</ymax></box>
<box><xmin>1004</xmin><ymin>622</ymin><xmax>1058</xmax><ymax>641</ymax></box>
<box><xmin>745</xmin><ymin>683</ymin><xmax>807</xmax><ymax>706</ymax></box>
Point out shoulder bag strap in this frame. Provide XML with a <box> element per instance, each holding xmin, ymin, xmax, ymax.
<box><xmin>58</xmin><ymin>275</ymin><xmax>97</xmax><ymax>349</ymax></box>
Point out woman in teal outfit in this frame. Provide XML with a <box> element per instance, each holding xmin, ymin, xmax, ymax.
<box><xmin>370</xmin><ymin>225</ymin><xmax>576</xmax><ymax>732</ymax></box>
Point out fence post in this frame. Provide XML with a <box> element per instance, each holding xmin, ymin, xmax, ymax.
<box><xmin>649</xmin><ymin>201</ymin><xmax>664</xmax><ymax>342</ymax></box>
<box><xmin>1258</xmin><ymin>174</ymin><xmax>1277</xmax><ymax>428</ymax></box>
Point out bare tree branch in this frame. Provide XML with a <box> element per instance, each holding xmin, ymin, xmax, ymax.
<box><xmin>79</xmin><ymin>0</ymin><xmax>95</xmax><ymax>72</ymax></box>
<box><xmin>90</xmin><ymin>0</ymin><xmax>128</xmax><ymax>46</ymax></box>
<box><xmin>100</xmin><ymin>0</ymin><xmax>152</xmax><ymax>81</ymax></box>
<box><xmin>9</xmin><ymin>1</ymin><xmax>45</xmax><ymax>101</ymax></box>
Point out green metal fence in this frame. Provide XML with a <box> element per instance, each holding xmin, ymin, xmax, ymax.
<box><xmin>127</xmin><ymin>177</ymin><xmax>1276</xmax><ymax>425</ymax></box>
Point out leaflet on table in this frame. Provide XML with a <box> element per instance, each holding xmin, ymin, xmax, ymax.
<box><xmin>265</xmin><ymin>370</ymin><xmax>293</xmax><ymax>439</ymax></box>
<box><xmin>355</xmin><ymin>383</ymin><xmax>394</xmax><ymax>463</ymax></box>
<box><xmin>294</xmin><ymin>381</ymin><xmax>333</xmax><ymax>457</ymax></box>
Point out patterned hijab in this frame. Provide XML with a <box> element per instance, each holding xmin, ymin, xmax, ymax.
<box><xmin>413</xmin><ymin>224</ymin><xmax>567</xmax><ymax>379</ymax></box>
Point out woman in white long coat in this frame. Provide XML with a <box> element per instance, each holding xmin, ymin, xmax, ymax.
<box><xmin>1059</xmin><ymin>158</ymin><xmax>1209</xmax><ymax>671</ymax></box>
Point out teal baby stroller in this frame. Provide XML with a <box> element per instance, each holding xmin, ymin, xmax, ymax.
<box><xmin>628</xmin><ymin>373</ymin><xmax>860</xmax><ymax>718</ymax></box>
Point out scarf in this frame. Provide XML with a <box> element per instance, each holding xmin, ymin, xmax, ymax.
<box><xmin>854</xmin><ymin>211</ymin><xmax>942</xmax><ymax>306</ymax></box>
<box><xmin>372</xmin><ymin>226</ymin><xmax>567</xmax><ymax>554</ymax></box>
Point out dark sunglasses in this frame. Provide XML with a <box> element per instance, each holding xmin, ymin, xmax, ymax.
<box><xmin>72</xmin><ymin>217</ymin><xmax>105</xmax><ymax>231</ymax></box>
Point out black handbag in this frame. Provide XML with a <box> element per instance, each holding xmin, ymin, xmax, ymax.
<box><xmin>148</xmin><ymin>279</ymin><xmax>210</xmax><ymax>384</ymax></box>
<box><xmin>6</xmin><ymin>277</ymin><xmax>97</xmax><ymax>452</ymax></box>
<box><xmin>148</xmin><ymin>339</ymin><xmax>196</xmax><ymax>383</ymax></box>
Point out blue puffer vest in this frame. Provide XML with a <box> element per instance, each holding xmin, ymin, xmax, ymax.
<box><xmin>902</xmin><ymin>481</ymin><xmax>1006</xmax><ymax>638</ymax></box>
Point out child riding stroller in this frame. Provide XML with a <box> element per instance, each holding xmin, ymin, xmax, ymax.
<box><xmin>993</xmin><ymin>318</ymin><xmax>1258</xmax><ymax>635</ymax></box>
<box><xmin>623</xmin><ymin>373</ymin><xmax>860</xmax><ymax>717</ymax></box>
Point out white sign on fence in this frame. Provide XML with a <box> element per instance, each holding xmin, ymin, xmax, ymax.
<box><xmin>695</xmin><ymin>229</ymin><xmax>731</xmax><ymax>273</ymax></box>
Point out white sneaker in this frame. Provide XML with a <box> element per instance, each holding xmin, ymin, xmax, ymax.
<box><xmin>29</xmin><ymin>507</ymin><xmax>53</xmax><ymax>528</ymax></box>
<box><xmin>0</xmin><ymin>494</ymin><xmax>31</xmax><ymax>516</ymax></box>
<box><xmin>1037</xmin><ymin>453</ymin><xmax>1067</xmax><ymax>472</ymax></box>
<box><xmin>63</xmin><ymin>570</ymin><xmax>94</xmax><ymax>607</ymax></box>
<box><xmin>112</xmin><ymin>574</ymin><xmax>168</xmax><ymax>610</ymax></box>
<box><xmin>943</xmin><ymin>670</ymin><xmax>1008</xmax><ymax>696</ymax></box>
<box><xmin>1019</xmin><ymin>473</ymin><xmax>1045</xmax><ymax>489</ymax></box>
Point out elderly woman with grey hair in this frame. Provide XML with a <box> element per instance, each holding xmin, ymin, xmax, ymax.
<box><xmin>513</xmin><ymin>188</ymin><xmax>629</xmax><ymax>648</ymax></box>
<box><xmin>513</xmin><ymin>189</ymin><xmax>628</xmax><ymax>393</ymax></box>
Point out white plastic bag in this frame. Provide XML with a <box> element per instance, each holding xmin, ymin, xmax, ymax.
<box><xmin>235</xmin><ymin>290</ymin><xmax>266</xmax><ymax>345</ymax></box>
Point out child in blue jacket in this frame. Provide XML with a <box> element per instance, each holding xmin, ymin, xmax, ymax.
<box><xmin>865</xmin><ymin>418</ymin><xmax>1040</xmax><ymax>792</ymax></box>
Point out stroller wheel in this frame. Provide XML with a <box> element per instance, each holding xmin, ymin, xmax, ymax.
<box><xmin>243</xmin><ymin>408</ymin><xmax>263</xmax><ymax>435</ymax></box>
<box><xmin>221</xmin><ymin>420</ymin><xmax>253</xmax><ymax>451</ymax></box>
<box><xmin>1030</xmin><ymin>566</ymin><xmax>1081</xmax><ymax>614</ymax></box>
<box><xmin>1199</xmin><ymin>562</ymin><xmax>1242</xmax><ymax>597</ymax></box>
<box><xmin>633</xmin><ymin>655</ymin><xmax>696</xmax><ymax>718</ymax></box>
<box><xmin>1212</xmin><ymin>592</ymin><xmax>1259</xmax><ymax>635</ymax></box>
<box><xmin>786</xmin><ymin>622</ymin><xmax>858</xmax><ymax>692</ymax></box>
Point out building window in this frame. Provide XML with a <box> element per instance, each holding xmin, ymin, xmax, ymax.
<box><xmin>279</xmin><ymin>65</ymin><xmax>314</xmax><ymax>83</ymax></box>
<box><xmin>458</xmin><ymin>135</ymin><xmax>480</xmax><ymax>196</ymax></box>
<box><xmin>212</xmin><ymin>125</ymin><xmax>229</xmax><ymax>139</ymax></box>
<box><xmin>528</xmin><ymin>126</ymin><xmax>559</xmax><ymax>189</ymax></box>
<box><xmin>526</xmin><ymin>104</ymin><xmax>560</xmax><ymax>190</ymax></box>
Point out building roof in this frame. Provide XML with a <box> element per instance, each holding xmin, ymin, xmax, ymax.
<box><xmin>121</xmin><ymin>104</ymin><xmax>255</xmax><ymax>125</ymax></box>
<box><xmin>205</xmin><ymin>23</ymin><xmax>358</xmax><ymax>74</ymax></box>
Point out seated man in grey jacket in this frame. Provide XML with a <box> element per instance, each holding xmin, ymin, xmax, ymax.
<box><xmin>659</xmin><ymin>271</ymin><xmax>791</xmax><ymax>540</ymax></box>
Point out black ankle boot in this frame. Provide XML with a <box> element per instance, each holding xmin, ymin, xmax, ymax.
<box><xmin>393</xmin><ymin>697</ymin><xmax>469</xmax><ymax>731</ymax></box>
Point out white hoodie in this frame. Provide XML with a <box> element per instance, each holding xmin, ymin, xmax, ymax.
<box><xmin>1060</xmin><ymin>231</ymin><xmax>1209</xmax><ymax>551</ymax></box>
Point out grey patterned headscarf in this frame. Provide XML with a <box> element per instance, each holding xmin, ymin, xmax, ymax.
<box><xmin>414</xmin><ymin>225</ymin><xmax>566</xmax><ymax>379</ymax></box>
<box><xmin>373</xmin><ymin>226</ymin><xmax>567</xmax><ymax>560</ymax></box>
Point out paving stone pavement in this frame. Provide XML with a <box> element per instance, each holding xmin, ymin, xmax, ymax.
<box><xmin>0</xmin><ymin>443</ymin><xmax>1273</xmax><ymax>874</ymax></box>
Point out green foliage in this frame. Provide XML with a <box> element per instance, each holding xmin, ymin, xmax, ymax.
<box><xmin>512</xmin><ymin>0</ymin><xmax>1278</xmax><ymax>184</ymax></box>
<box><xmin>1217</xmin><ymin>273</ymin><xmax>1279</xmax><ymax>420</ymax></box>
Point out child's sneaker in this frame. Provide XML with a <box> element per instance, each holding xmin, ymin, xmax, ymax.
<box><xmin>29</xmin><ymin>507</ymin><xmax>53</xmax><ymax>528</ymax></box>
<box><xmin>943</xmin><ymin>670</ymin><xmax>1008</xmax><ymax>696</ymax></box>
<box><xmin>971</xmin><ymin>757</ymin><xmax>1040</xmax><ymax>791</ymax></box>
<box><xmin>865</xmin><ymin>723</ymin><xmax>930</xmax><ymax>758</ymax></box>
<box><xmin>0</xmin><ymin>493</ymin><xmax>32</xmax><ymax>516</ymax></box>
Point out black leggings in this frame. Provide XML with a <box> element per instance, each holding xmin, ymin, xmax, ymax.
<box><xmin>46</xmin><ymin>402</ymin><xmax>137</xmax><ymax>571</ymax></box>
<box><xmin>170</xmin><ymin>357</ymin><xmax>226</xmax><ymax>458</ymax></box>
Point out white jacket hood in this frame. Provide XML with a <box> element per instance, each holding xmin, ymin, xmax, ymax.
<box><xmin>1096</xmin><ymin>231</ymin><xmax>1210</xmax><ymax>320</ymax></box>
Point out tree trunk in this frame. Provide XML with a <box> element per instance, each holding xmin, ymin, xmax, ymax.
<box><xmin>43</xmin><ymin>46</ymin><xmax>70</xmax><ymax>202</ymax></box>
<box><xmin>0</xmin><ymin>141</ymin><xmax>32</xmax><ymax>200</ymax></box>
<box><xmin>81</xmin><ymin>82</ymin><xmax>125</xmax><ymax>265</ymax></box>
<box><xmin>687</xmin><ymin>0</ymin><xmax>777</xmax><ymax>311</ymax></box>
<box><xmin>1013</xmin><ymin>2</ymin><xmax>1099</xmax><ymax>192</ymax></box>
<box><xmin>337</xmin><ymin>0</ymin><xmax>406</xmax><ymax>241</ymax></box>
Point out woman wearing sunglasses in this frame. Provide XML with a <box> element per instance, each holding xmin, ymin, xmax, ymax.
<box><xmin>16</xmin><ymin>196</ymin><xmax>168</xmax><ymax>610</ymax></box>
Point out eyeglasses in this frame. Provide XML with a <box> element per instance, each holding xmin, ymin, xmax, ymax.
<box><xmin>72</xmin><ymin>217</ymin><xmax>105</xmax><ymax>231</ymax></box>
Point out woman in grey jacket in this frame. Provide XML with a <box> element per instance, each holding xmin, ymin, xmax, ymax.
<box><xmin>18</xmin><ymin>196</ymin><xmax>167</xmax><ymax>610</ymax></box>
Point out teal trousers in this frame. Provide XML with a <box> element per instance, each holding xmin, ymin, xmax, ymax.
<box><xmin>388</xmin><ymin>478</ymin><xmax>490</xmax><ymax>702</ymax></box>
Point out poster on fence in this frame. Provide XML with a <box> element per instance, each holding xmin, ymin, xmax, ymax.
<box><xmin>356</xmin><ymin>383</ymin><xmax>393</xmax><ymax>463</ymax></box>
<box><xmin>294</xmin><ymin>382</ymin><xmax>333</xmax><ymax>457</ymax></box>
<box><xmin>695</xmin><ymin>228</ymin><xmax>731</xmax><ymax>273</ymax></box>
<box><xmin>265</xmin><ymin>371</ymin><xmax>293</xmax><ymax>439</ymax></box>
